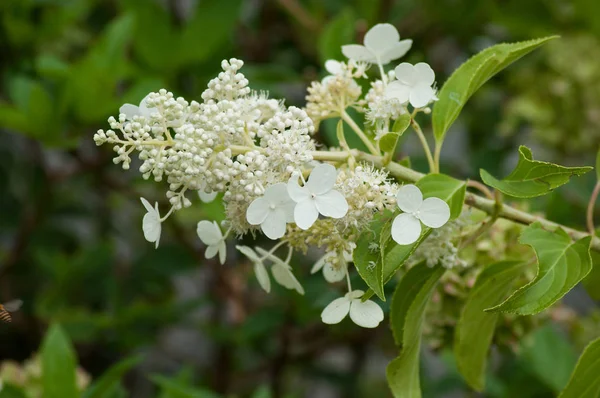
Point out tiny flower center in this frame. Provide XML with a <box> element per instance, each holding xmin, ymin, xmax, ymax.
<box><xmin>311</xmin><ymin>193</ymin><xmax>316</xmax><ymax>199</ymax></box>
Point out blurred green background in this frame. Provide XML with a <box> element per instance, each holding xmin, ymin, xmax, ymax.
<box><xmin>1</xmin><ymin>0</ymin><xmax>599</xmax><ymax>397</ymax></box>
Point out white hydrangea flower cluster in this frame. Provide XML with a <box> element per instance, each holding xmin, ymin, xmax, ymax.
<box><xmin>95</xmin><ymin>24</ymin><xmax>455</xmax><ymax>330</ymax></box>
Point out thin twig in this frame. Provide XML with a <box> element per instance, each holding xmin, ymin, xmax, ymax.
<box><xmin>467</xmin><ymin>180</ymin><xmax>494</xmax><ymax>200</ymax></box>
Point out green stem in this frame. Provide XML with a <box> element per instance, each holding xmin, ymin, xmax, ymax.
<box><xmin>411</xmin><ymin>119</ymin><xmax>436</xmax><ymax>173</ymax></box>
<box><xmin>434</xmin><ymin>142</ymin><xmax>442</xmax><ymax>173</ymax></box>
<box><xmin>340</xmin><ymin>111</ymin><xmax>380</xmax><ymax>156</ymax></box>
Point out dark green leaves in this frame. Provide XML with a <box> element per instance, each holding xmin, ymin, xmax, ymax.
<box><xmin>455</xmin><ymin>261</ymin><xmax>525</xmax><ymax>391</ymax></box>
<box><xmin>559</xmin><ymin>337</ymin><xmax>600</xmax><ymax>398</ymax></box>
<box><xmin>41</xmin><ymin>324</ymin><xmax>79</xmax><ymax>398</ymax></box>
<box><xmin>488</xmin><ymin>223</ymin><xmax>592</xmax><ymax>315</ymax></box>
<box><xmin>379</xmin><ymin>114</ymin><xmax>411</xmax><ymax>153</ymax></box>
<box><xmin>317</xmin><ymin>9</ymin><xmax>355</xmax><ymax>63</ymax></box>
<box><xmin>83</xmin><ymin>356</ymin><xmax>142</xmax><ymax>398</ymax></box>
<box><xmin>480</xmin><ymin>146</ymin><xmax>592</xmax><ymax>198</ymax></box>
<box><xmin>387</xmin><ymin>263</ymin><xmax>445</xmax><ymax>398</ymax></box>
<box><xmin>433</xmin><ymin>36</ymin><xmax>556</xmax><ymax>145</ymax></box>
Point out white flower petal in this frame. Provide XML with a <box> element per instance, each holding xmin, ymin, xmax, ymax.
<box><xmin>271</xmin><ymin>264</ymin><xmax>304</xmax><ymax>295</ymax></box>
<box><xmin>349</xmin><ymin>299</ymin><xmax>384</xmax><ymax>328</ymax></box>
<box><xmin>306</xmin><ymin>163</ymin><xmax>337</xmax><ymax>195</ymax></box>
<box><xmin>261</xmin><ymin>211</ymin><xmax>287</xmax><ymax>240</ymax></box>
<box><xmin>287</xmin><ymin>177</ymin><xmax>311</xmax><ymax>202</ymax></box>
<box><xmin>196</xmin><ymin>220</ymin><xmax>222</xmax><ymax>246</ymax></box>
<box><xmin>140</xmin><ymin>197</ymin><xmax>154</xmax><ymax>213</ymax></box>
<box><xmin>409</xmin><ymin>83</ymin><xmax>436</xmax><ymax>108</ymax></box>
<box><xmin>380</xmin><ymin>39</ymin><xmax>413</xmax><ymax>64</ymax></box>
<box><xmin>385</xmin><ymin>81</ymin><xmax>411</xmax><ymax>104</ymax></box>
<box><xmin>391</xmin><ymin>213</ymin><xmax>422</xmax><ymax>245</ymax></box>
<box><xmin>346</xmin><ymin>290</ymin><xmax>365</xmax><ymax>299</ymax></box>
<box><xmin>321</xmin><ymin>297</ymin><xmax>351</xmax><ymax>325</ymax></box>
<box><xmin>282</xmin><ymin>201</ymin><xmax>296</xmax><ymax>223</ymax></box>
<box><xmin>364</xmin><ymin>23</ymin><xmax>399</xmax><ymax>54</ymax></box>
<box><xmin>396</xmin><ymin>184</ymin><xmax>423</xmax><ymax>213</ymax></box>
<box><xmin>311</xmin><ymin>254</ymin><xmax>328</xmax><ymax>274</ymax></box>
<box><xmin>314</xmin><ymin>190</ymin><xmax>348</xmax><ymax>218</ymax></box>
<box><xmin>218</xmin><ymin>241</ymin><xmax>226</xmax><ymax>265</ymax></box>
<box><xmin>394</xmin><ymin>62</ymin><xmax>417</xmax><ymax>85</ymax></box>
<box><xmin>246</xmin><ymin>197</ymin><xmax>270</xmax><ymax>225</ymax></box>
<box><xmin>323</xmin><ymin>262</ymin><xmax>346</xmax><ymax>283</ymax></box>
<box><xmin>198</xmin><ymin>189</ymin><xmax>218</xmax><ymax>203</ymax></box>
<box><xmin>142</xmin><ymin>212</ymin><xmax>161</xmax><ymax>245</ymax></box>
<box><xmin>119</xmin><ymin>103</ymin><xmax>140</xmax><ymax>119</ymax></box>
<box><xmin>419</xmin><ymin>197</ymin><xmax>450</xmax><ymax>228</ymax></box>
<box><xmin>294</xmin><ymin>200</ymin><xmax>319</xmax><ymax>230</ymax></box>
<box><xmin>341</xmin><ymin>44</ymin><xmax>376</xmax><ymax>63</ymax></box>
<box><xmin>414</xmin><ymin>62</ymin><xmax>435</xmax><ymax>85</ymax></box>
<box><xmin>236</xmin><ymin>245</ymin><xmax>262</xmax><ymax>264</ymax></box>
<box><xmin>325</xmin><ymin>60</ymin><xmax>342</xmax><ymax>75</ymax></box>
<box><xmin>205</xmin><ymin>244</ymin><xmax>218</xmax><ymax>259</ymax></box>
<box><xmin>264</xmin><ymin>182</ymin><xmax>293</xmax><ymax>206</ymax></box>
<box><xmin>254</xmin><ymin>262</ymin><xmax>271</xmax><ymax>293</ymax></box>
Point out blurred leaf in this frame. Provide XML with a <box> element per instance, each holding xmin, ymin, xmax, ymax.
<box><xmin>380</xmin><ymin>114</ymin><xmax>411</xmax><ymax>153</ymax></box>
<box><xmin>480</xmin><ymin>146</ymin><xmax>592</xmax><ymax>198</ymax></box>
<box><xmin>488</xmin><ymin>223</ymin><xmax>592</xmax><ymax>315</ymax></box>
<box><xmin>521</xmin><ymin>326</ymin><xmax>577</xmax><ymax>393</ymax></box>
<box><xmin>0</xmin><ymin>384</ymin><xmax>28</xmax><ymax>398</ymax></box>
<box><xmin>455</xmin><ymin>261</ymin><xmax>525</xmax><ymax>391</ymax></box>
<box><xmin>433</xmin><ymin>36</ymin><xmax>556</xmax><ymax>145</ymax></box>
<box><xmin>559</xmin><ymin>336</ymin><xmax>600</xmax><ymax>398</ymax></box>
<box><xmin>596</xmin><ymin>147</ymin><xmax>600</xmax><ymax>180</ymax></box>
<box><xmin>582</xmin><ymin>251</ymin><xmax>600</xmax><ymax>300</ymax></box>
<box><xmin>318</xmin><ymin>9</ymin><xmax>355</xmax><ymax>64</ymax></box>
<box><xmin>251</xmin><ymin>386</ymin><xmax>272</xmax><ymax>398</ymax></box>
<box><xmin>83</xmin><ymin>356</ymin><xmax>142</xmax><ymax>398</ymax></box>
<box><xmin>150</xmin><ymin>374</ymin><xmax>220</xmax><ymax>398</ymax></box>
<box><xmin>41</xmin><ymin>323</ymin><xmax>79</xmax><ymax>398</ymax></box>
<box><xmin>387</xmin><ymin>263</ymin><xmax>445</xmax><ymax>398</ymax></box>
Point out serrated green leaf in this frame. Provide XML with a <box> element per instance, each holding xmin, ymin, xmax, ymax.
<box><xmin>433</xmin><ymin>36</ymin><xmax>556</xmax><ymax>145</ymax></box>
<box><xmin>41</xmin><ymin>324</ymin><xmax>79</xmax><ymax>398</ymax></box>
<box><xmin>559</xmin><ymin>336</ymin><xmax>600</xmax><ymax>398</ymax></box>
<box><xmin>480</xmin><ymin>146</ymin><xmax>593</xmax><ymax>198</ymax></box>
<box><xmin>487</xmin><ymin>223</ymin><xmax>592</xmax><ymax>315</ymax></box>
<box><xmin>83</xmin><ymin>356</ymin><xmax>142</xmax><ymax>398</ymax></box>
<box><xmin>353</xmin><ymin>212</ymin><xmax>392</xmax><ymax>301</ymax></box>
<box><xmin>455</xmin><ymin>261</ymin><xmax>525</xmax><ymax>391</ymax></box>
<box><xmin>379</xmin><ymin>114</ymin><xmax>411</xmax><ymax>153</ymax></box>
<box><xmin>318</xmin><ymin>9</ymin><xmax>355</xmax><ymax>64</ymax></box>
<box><xmin>387</xmin><ymin>263</ymin><xmax>445</xmax><ymax>398</ymax></box>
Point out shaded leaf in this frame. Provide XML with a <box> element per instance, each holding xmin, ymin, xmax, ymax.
<box><xmin>433</xmin><ymin>36</ymin><xmax>556</xmax><ymax>144</ymax></box>
<box><xmin>387</xmin><ymin>263</ymin><xmax>445</xmax><ymax>398</ymax></box>
<box><xmin>41</xmin><ymin>324</ymin><xmax>79</xmax><ymax>398</ymax></box>
<box><xmin>480</xmin><ymin>146</ymin><xmax>592</xmax><ymax>198</ymax></box>
<box><xmin>150</xmin><ymin>374</ymin><xmax>220</xmax><ymax>398</ymax></box>
<box><xmin>487</xmin><ymin>223</ymin><xmax>592</xmax><ymax>315</ymax></box>
<box><xmin>318</xmin><ymin>9</ymin><xmax>355</xmax><ymax>64</ymax></box>
<box><xmin>455</xmin><ymin>261</ymin><xmax>525</xmax><ymax>391</ymax></box>
<box><xmin>559</xmin><ymin>336</ymin><xmax>600</xmax><ymax>398</ymax></box>
<box><xmin>83</xmin><ymin>356</ymin><xmax>142</xmax><ymax>398</ymax></box>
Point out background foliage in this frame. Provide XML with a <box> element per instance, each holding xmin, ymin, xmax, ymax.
<box><xmin>0</xmin><ymin>0</ymin><xmax>599</xmax><ymax>397</ymax></box>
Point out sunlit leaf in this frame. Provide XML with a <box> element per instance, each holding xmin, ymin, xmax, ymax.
<box><xmin>480</xmin><ymin>146</ymin><xmax>592</xmax><ymax>198</ymax></box>
<box><xmin>487</xmin><ymin>223</ymin><xmax>592</xmax><ymax>315</ymax></box>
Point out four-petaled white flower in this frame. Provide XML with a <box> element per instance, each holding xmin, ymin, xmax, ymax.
<box><xmin>197</xmin><ymin>220</ymin><xmax>227</xmax><ymax>264</ymax></box>
<box><xmin>246</xmin><ymin>183</ymin><xmax>295</xmax><ymax>240</ymax></box>
<box><xmin>391</xmin><ymin>184</ymin><xmax>450</xmax><ymax>245</ymax></box>
<box><xmin>311</xmin><ymin>251</ymin><xmax>351</xmax><ymax>283</ymax></box>
<box><xmin>198</xmin><ymin>181</ymin><xmax>218</xmax><ymax>203</ymax></box>
<box><xmin>321</xmin><ymin>290</ymin><xmax>384</xmax><ymax>328</ymax></box>
<box><xmin>119</xmin><ymin>94</ymin><xmax>156</xmax><ymax>120</ymax></box>
<box><xmin>140</xmin><ymin>197</ymin><xmax>161</xmax><ymax>249</ymax></box>
<box><xmin>385</xmin><ymin>62</ymin><xmax>438</xmax><ymax>108</ymax></box>
<box><xmin>342</xmin><ymin>23</ymin><xmax>412</xmax><ymax>65</ymax></box>
<box><xmin>287</xmin><ymin>164</ymin><xmax>348</xmax><ymax>230</ymax></box>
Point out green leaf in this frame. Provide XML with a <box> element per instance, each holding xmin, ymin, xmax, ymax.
<box><xmin>432</xmin><ymin>36</ymin><xmax>556</xmax><ymax>145</ymax></box>
<box><xmin>0</xmin><ymin>385</ymin><xmax>28</xmax><ymax>398</ymax></box>
<box><xmin>83</xmin><ymin>356</ymin><xmax>142</xmax><ymax>398</ymax></box>
<box><xmin>379</xmin><ymin>114</ymin><xmax>411</xmax><ymax>153</ymax></box>
<box><xmin>361</xmin><ymin>174</ymin><xmax>465</xmax><ymax>301</ymax></box>
<box><xmin>480</xmin><ymin>146</ymin><xmax>593</xmax><ymax>198</ymax></box>
<box><xmin>318</xmin><ymin>9</ymin><xmax>355</xmax><ymax>64</ymax></box>
<box><xmin>559</xmin><ymin>336</ymin><xmax>600</xmax><ymax>398</ymax></box>
<box><xmin>582</xmin><ymin>251</ymin><xmax>600</xmax><ymax>300</ymax></box>
<box><xmin>353</xmin><ymin>212</ymin><xmax>392</xmax><ymax>301</ymax></box>
<box><xmin>487</xmin><ymin>223</ymin><xmax>592</xmax><ymax>315</ymax></box>
<box><xmin>455</xmin><ymin>261</ymin><xmax>525</xmax><ymax>391</ymax></box>
<box><xmin>387</xmin><ymin>263</ymin><xmax>445</xmax><ymax>398</ymax></box>
<box><xmin>41</xmin><ymin>323</ymin><xmax>80</xmax><ymax>398</ymax></box>
<box><xmin>150</xmin><ymin>375</ymin><xmax>220</xmax><ymax>398</ymax></box>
